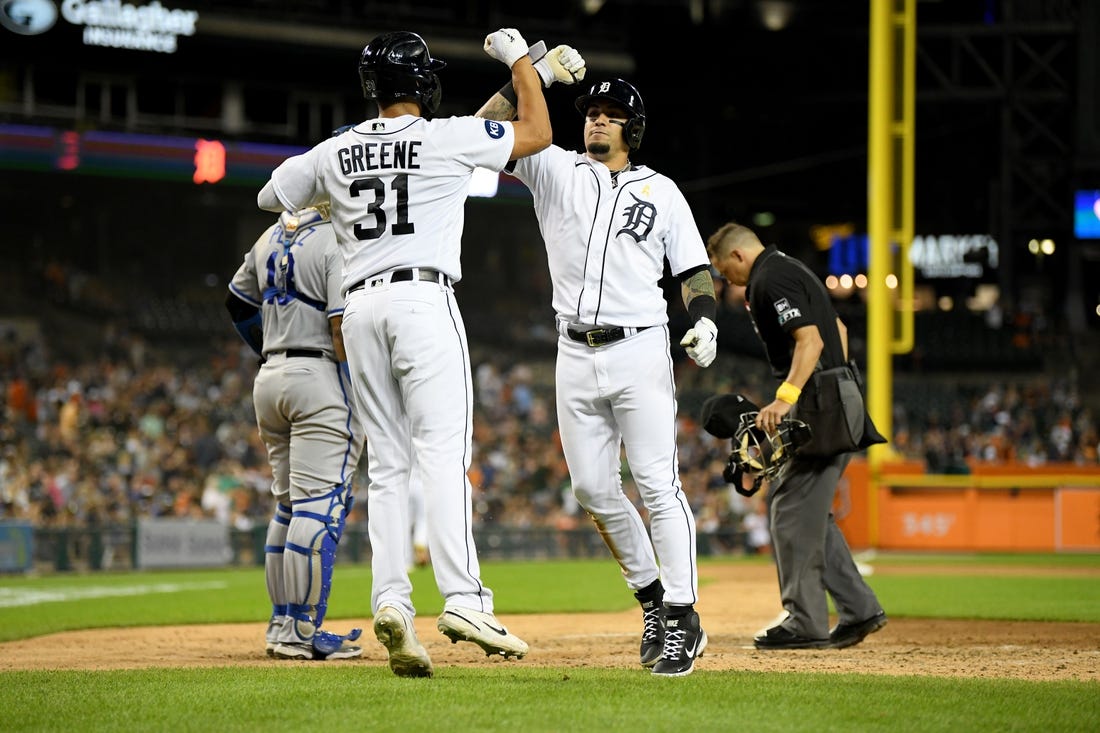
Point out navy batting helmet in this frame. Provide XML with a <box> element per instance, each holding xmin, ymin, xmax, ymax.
<box><xmin>358</xmin><ymin>31</ymin><xmax>446</xmax><ymax>116</ymax></box>
<box><xmin>574</xmin><ymin>78</ymin><xmax>646</xmax><ymax>150</ymax></box>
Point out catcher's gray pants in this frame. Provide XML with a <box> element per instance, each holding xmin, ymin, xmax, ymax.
<box><xmin>768</xmin><ymin>452</ymin><xmax>883</xmax><ymax>639</ymax></box>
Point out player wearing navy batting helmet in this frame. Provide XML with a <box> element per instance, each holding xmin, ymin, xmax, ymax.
<box><xmin>258</xmin><ymin>27</ymin><xmax>556</xmax><ymax>677</ymax></box>
<box><xmin>477</xmin><ymin>70</ymin><xmax>719</xmax><ymax>676</ymax></box>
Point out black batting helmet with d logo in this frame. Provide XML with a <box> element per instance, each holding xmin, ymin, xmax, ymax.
<box><xmin>574</xmin><ymin>78</ymin><xmax>646</xmax><ymax>150</ymax></box>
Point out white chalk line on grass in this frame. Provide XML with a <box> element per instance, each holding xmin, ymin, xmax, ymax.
<box><xmin>0</xmin><ymin>581</ymin><xmax>228</xmax><ymax>607</ymax></box>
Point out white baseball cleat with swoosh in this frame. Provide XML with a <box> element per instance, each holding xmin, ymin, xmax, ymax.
<box><xmin>437</xmin><ymin>608</ymin><xmax>530</xmax><ymax>658</ymax></box>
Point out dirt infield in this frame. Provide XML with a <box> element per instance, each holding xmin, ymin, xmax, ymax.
<box><xmin>3</xmin><ymin>563</ymin><xmax>1098</xmax><ymax>680</ymax></box>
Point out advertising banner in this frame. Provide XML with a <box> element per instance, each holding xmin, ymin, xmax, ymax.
<box><xmin>0</xmin><ymin>522</ymin><xmax>33</xmax><ymax>572</ymax></box>
<box><xmin>135</xmin><ymin>518</ymin><xmax>232</xmax><ymax>569</ymax></box>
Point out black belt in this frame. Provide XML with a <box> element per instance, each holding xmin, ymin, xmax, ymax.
<box><xmin>348</xmin><ymin>268</ymin><xmax>451</xmax><ymax>293</ymax></box>
<box><xmin>567</xmin><ymin>326</ymin><xmax>649</xmax><ymax>347</ymax></box>
<box><xmin>285</xmin><ymin>349</ymin><xmax>325</xmax><ymax>358</ymax></box>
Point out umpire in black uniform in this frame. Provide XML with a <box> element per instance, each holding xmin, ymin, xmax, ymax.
<box><xmin>706</xmin><ymin>222</ymin><xmax>887</xmax><ymax>649</ymax></box>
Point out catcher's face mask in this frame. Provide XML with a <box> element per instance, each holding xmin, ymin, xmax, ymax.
<box><xmin>699</xmin><ymin>392</ymin><xmax>812</xmax><ymax>497</ymax></box>
<box><xmin>728</xmin><ymin>411</ymin><xmax>812</xmax><ymax>484</ymax></box>
<box><xmin>726</xmin><ymin>407</ymin><xmax>814</xmax><ymax>493</ymax></box>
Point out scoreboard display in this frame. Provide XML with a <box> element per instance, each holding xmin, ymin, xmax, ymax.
<box><xmin>0</xmin><ymin>123</ymin><xmax>305</xmax><ymax>186</ymax></box>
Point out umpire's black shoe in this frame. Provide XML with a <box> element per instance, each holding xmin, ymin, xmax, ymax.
<box><xmin>829</xmin><ymin>611</ymin><xmax>888</xmax><ymax>649</ymax></box>
<box><xmin>753</xmin><ymin>624</ymin><xmax>830</xmax><ymax>650</ymax></box>
<box><xmin>652</xmin><ymin>610</ymin><xmax>707</xmax><ymax>677</ymax></box>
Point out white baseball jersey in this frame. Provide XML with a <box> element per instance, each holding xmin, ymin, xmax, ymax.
<box><xmin>511</xmin><ymin>146</ymin><xmax>708</xmax><ymax>328</ymax></box>
<box><xmin>264</xmin><ymin>115</ymin><xmax>515</xmax><ymax>292</ymax></box>
<box><xmin>260</xmin><ymin>113</ymin><xmax>518</xmax><ymax>619</ymax></box>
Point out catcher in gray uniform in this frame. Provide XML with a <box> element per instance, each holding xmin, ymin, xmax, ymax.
<box><xmin>226</xmin><ymin>204</ymin><xmax>365</xmax><ymax>660</ymax></box>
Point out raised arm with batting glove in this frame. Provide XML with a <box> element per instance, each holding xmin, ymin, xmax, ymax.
<box><xmin>533</xmin><ymin>45</ymin><xmax>586</xmax><ymax>87</ymax></box>
<box><xmin>475</xmin><ymin>41</ymin><xmax>587</xmax><ymax>123</ymax></box>
<box><xmin>483</xmin><ymin>28</ymin><xmax>530</xmax><ymax>67</ymax></box>
<box><xmin>483</xmin><ymin>28</ymin><xmax>551</xmax><ymax>161</ymax></box>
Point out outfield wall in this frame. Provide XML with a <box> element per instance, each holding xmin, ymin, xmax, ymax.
<box><xmin>836</xmin><ymin>460</ymin><xmax>1100</xmax><ymax>551</ymax></box>
<box><xmin>17</xmin><ymin>460</ymin><xmax>1099</xmax><ymax>574</ymax></box>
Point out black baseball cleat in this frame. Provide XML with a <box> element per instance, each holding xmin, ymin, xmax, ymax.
<box><xmin>753</xmin><ymin>624</ymin><xmax>831</xmax><ymax>650</ymax></box>
<box><xmin>638</xmin><ymin>598</ymin><xmax>665</xmax><ymax>668</ymax></box>
<box><xmin>829</xmin><ymin>611</ymin><xmax>888</xmax><ymax>649</ymax></box>
<box><xmin>651</xmin><ymin>611</ymin><xmax>707</xmax><ymax>677</ymax></box>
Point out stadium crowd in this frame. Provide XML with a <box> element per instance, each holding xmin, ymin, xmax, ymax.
<box><xmin>1</xmin><ymin>321</ymin><xmax>1097</xmax><ymax>557</ymax></box>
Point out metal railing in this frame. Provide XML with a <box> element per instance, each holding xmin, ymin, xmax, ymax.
<box><xmin>23</xmin><ymin>523</ymin><xmax>750</xmax><ymax>573</ymax></box>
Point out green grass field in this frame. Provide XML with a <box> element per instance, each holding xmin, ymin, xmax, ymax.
<box><xmin>2</xmin><ymin>554</ymin><xmax>1098</xmax><ymax>732</ymax></box>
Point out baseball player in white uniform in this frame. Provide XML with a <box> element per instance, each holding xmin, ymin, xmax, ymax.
<box><xmin>257</xmin><ymin>29</ymin><xmax>569</xmax><ymax>677</ymax></box>
<box><xmin>226</xmin><ymin>204</ymin><xmax>365</xmax><ymax>660</ymax></box>
<box><xmin>477</xmin><ymin>77</ymin><xmax>719</xmax><ymax>676</ymax></box>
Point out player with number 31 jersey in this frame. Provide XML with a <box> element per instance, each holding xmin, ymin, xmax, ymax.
<box><xmin>263</xmin><ymin>115</ymin><xmax>513</xmax><ymax>295</ymax></box>
<box><xmin>259</xmin><ymin>28</ymin><xmax>553</xmax><ymax>678</ymax></box>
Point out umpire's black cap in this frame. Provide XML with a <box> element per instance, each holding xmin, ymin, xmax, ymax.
<box><xmin>700</xmin><ymin>393</ymin><xmax>760</xmax><ymax>439</ymax></box>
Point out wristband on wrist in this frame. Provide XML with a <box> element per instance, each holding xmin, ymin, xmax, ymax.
<box><xmin>686</xmin><ymin>293</ymin><xmax>716</xmax><ymax>325</ymax></box>
<box><xmin>533</xmin><ymin>60</ymin><xmax>554</xmax><ymax>87</ymax></box>
<box><xmin>776</xmin><ymin>381</ymin><xmax>801</xmax><ymax>405</ymax></box>
<box><xmin>497</xmin><ymin>81</ymin><xmax>518</xmax><ymax>107</ymax></box>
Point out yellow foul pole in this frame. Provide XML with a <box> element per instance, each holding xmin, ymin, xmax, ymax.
<box><xmin>867</xmin><ymin>0</ymin><xmax>915</xmax><ymax>546</ymax></box>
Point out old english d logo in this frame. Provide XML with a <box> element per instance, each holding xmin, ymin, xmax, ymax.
<box><xmin>617</xmin><ymin>193</ymin><xmax>656</xmax><ymax>243</ymax></box>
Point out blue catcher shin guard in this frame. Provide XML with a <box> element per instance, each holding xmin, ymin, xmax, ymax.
<box><xmin>284</xmin><ymin>483</ymin><xmax>359</xmax><ymax>648</ymax></box>
<box><xmin>265</xmin><ymin>501</ymin><xmax>292</xmax><ymax>620</ymax></box>
<box><xmin>265</xmin><ymin>501</ymin><xmax>292</xmax><ymax>653</ymax></box>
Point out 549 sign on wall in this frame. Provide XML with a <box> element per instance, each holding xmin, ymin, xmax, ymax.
<box><xmin>0</xmin><ymin>0</ymin><xmax>199</xmax><ymax>53</ymax></box>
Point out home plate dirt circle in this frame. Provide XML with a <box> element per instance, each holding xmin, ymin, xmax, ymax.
<box><xmin>2</xmin><ymin>563</ymin><xmax>1097</xmax><ymax>680</ymax></box>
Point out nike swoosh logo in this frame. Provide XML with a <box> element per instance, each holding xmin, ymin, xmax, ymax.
<box><xmin>684</xmin><ymin>640</ymin><xmax>699</xmax><ymax>657</ymax></box>
<box><xmin>446</xmin><ymin>610</ymin><xmax>508</xmax><ymax>636</ymax></box>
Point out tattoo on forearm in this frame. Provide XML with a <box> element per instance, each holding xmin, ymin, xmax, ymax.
<box><xmin>683</xmin><ymin>270</ymin><xmax>716</xmax><ymax>304</ymax></box>
<box><xmin>475</xmin><ymin>95</ymin><xmax>517</xmax><ymax>121</ymax></box>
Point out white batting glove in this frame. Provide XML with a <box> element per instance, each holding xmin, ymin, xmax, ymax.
<box><xmin>680</xmin><ymin>317</ymin><xmax>718</xmax><ymax>368</ymax></box>
<box><xmin>533</xmin><ymin>45</ymin><xmax>587</xmax><ymax>87</ymax></box>
<box><xmin>484</xmin><ymin>28</ymin><xmax>530</xmax><ymax>68</ymax></box>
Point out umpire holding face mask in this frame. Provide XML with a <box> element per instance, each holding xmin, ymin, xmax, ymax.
<box><xmin>706</xmin><ymin>221</ymin><xmax>887</xmax><ymax>650</ymax></box>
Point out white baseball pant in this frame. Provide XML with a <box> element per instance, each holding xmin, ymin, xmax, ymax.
<box><xmin>341</xmin><ymin>276</ymin><xmax>494</xmax><ymax>618</ymax></box>
<box><xmin>554</xmin><ymin>325</ymin><xmax>699</xmax><ymax>605</ymax></box>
